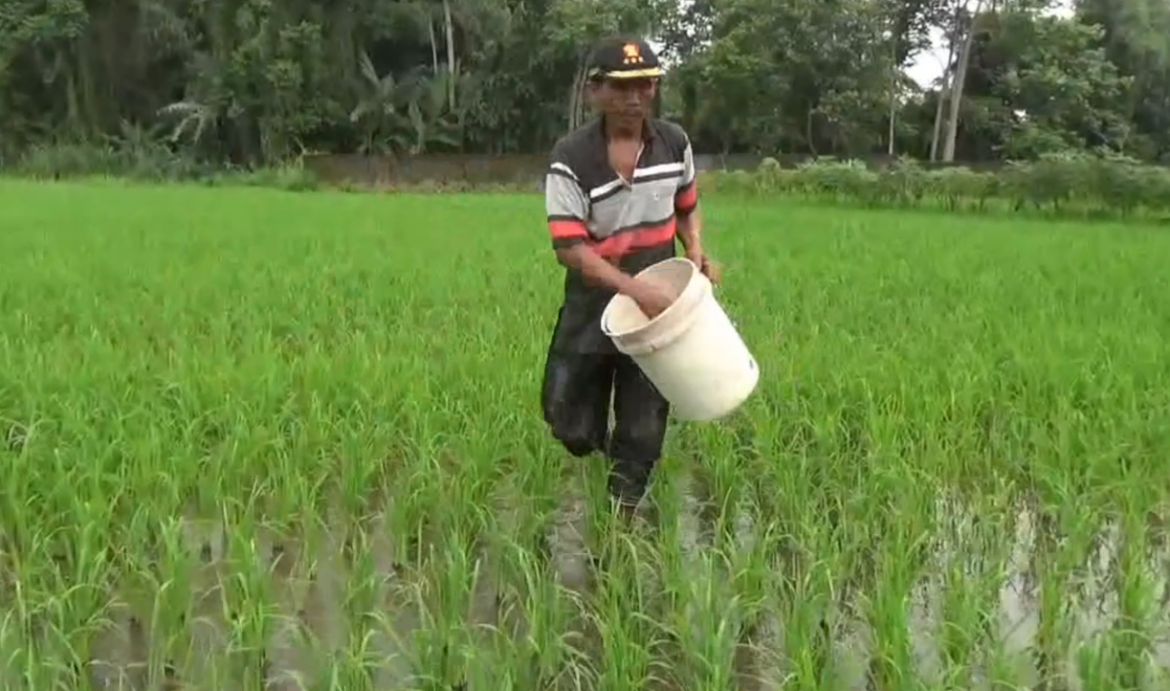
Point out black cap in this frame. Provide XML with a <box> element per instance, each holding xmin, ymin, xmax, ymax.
<box><xmin>587</xmin><ymin>37</ymin><xmax>664</xmax><ymax>81</ymax></box>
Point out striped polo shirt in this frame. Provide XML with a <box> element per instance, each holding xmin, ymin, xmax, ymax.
<box><xmin>543</xmin><ymin>117</ymin><xmax>700</xmax><ymax>354</ymax></box>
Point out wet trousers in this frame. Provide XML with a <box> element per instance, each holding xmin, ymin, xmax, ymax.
<box><xmin>541</xmin><ymin>346</ymin><xmax>670</xmax><ymax>507</ymax></box>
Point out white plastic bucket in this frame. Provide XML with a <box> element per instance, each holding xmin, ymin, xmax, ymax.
<box><xmin>600</xmin><ymin>257</ymin><xmax>759</xmax><ymax>421</ymax></box>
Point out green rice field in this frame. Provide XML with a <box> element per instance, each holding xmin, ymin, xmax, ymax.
<box><xmin>2</xmin><ymin>178</ymin><xmax>1170</xmax><ymax>691</ymax></box>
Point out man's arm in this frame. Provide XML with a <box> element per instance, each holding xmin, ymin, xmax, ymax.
<box><xmin>674</xmin><ymin>134</ymin><xmax>703</xmax><ymax>255</ymax></box>
<box><xmin>545</xmin><ymin>152</ymin><xmax>643</xmax><ymax>296</ymax></box>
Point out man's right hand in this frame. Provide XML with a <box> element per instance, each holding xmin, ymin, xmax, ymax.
<box><xmin>556</xmin><ymin>244</ymin><xmax>676</xmax><ymax>319</ymax></box>
<box><xmin>630</xmin><ymin>280</ymin><xmax>675</xmax><ymax>319</ymax></box>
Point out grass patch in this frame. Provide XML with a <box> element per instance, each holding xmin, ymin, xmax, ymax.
<box><xmin>2</xmin><ymin>179</ymin><xmax>1170</xmax><ymax>690</ymax></box>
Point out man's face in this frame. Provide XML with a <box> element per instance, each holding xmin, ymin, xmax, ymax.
<box><xmin>593</xmin><ymin>77</ymin><xmax>657</xmax><ymax>129</ymax></box>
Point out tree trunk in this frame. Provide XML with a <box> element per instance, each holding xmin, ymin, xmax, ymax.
<box><xmin>887</xmin><ymin>77</ymin><xmax>898</xmax><ymax>155</ymax></box>
<box><xmin>567</xmin><ymin>51</ymin><xmax>589</xmax><ymax>131</ymax></box>
<box><xmin>887</xmin><ymin>94</ymin><xmax>897</xmax><ymax>155</ymax></box>
<box><xmin>887</xmin><ymin>29</ymin><xmax>898</xmax><ymax>156</ymax></box>
<box><xmin>443</xmin><ymin>0</ymin><xmax>456</xmax><ymax>110</ymax></box>
<box><xmin>428</xmin><ymin>18</ymin><xmax>439</xmax><ymax>74</ymax></box>
<box><xmin>806</xmin><ymin>109</ymin><xmax>816</xmax><ymax>156</ymax></box>
<box><xmin>941</xmin><ymin>0</ymin><xmax>983</xmax><ymax>162</ymax></box>
<box><xmin>929</xmin><ymin>4</ymin><xmax>961</xmax><ymax>162</ymax></box>
<box><xmin>928</xmin><ymin>70</ymin><xmax>950</xmax><ymax>162</ymax></box>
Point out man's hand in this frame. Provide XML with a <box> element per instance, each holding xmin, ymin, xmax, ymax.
<box><xmin>686</xmin><ymin>249</ymin><xmax>722</xmax><ymax>285</ymax></box>
<box><xmin>630</xmin><ymin>279</ymin><xmax>675</xmax><ymax>319</ymax></box>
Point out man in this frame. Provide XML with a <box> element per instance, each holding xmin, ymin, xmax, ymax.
<box><xmin>541</xmin><ymin>36</ymin><xmax>719</xmax><ymax>519</ymax></box>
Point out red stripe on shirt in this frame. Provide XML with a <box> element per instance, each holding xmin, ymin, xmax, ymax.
<box><xmin>549</xmin><ymin>218</ymin><xmax>589</xmax><ymax>240</ymax></box>
<box><xmin>591</xmin><ymin>218</ymin><xmax>677</xmax><ymax>259</ymax></box>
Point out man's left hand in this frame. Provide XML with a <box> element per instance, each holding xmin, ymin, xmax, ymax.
<box><xmin>687</xmin><ymin>250</ymin><xmax>722</xmax><ymax>285</ymax></box>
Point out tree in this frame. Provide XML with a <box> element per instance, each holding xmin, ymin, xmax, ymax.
<box><xmin>0</xmin><ymin>0</ymin><xmax>1160</xmax><ymax>166</ymax></box>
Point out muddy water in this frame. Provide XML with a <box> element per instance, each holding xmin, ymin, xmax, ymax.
<box><xmin>80</xmin><ymin>476</ymin><xmax>1170</xmax><ymax>691</ymax></box>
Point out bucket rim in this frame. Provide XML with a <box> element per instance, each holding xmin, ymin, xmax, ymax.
<box><xmin>600</xmin><ymin>257</ymin><xmax>701</xmax><ymax>338</ymax></box>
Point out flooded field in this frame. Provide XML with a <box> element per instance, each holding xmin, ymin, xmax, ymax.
<box><xmin>6</xmin><ymin>472</ymin><xmax>1170</xmax><ymax>691</ymax></box>
<box><xmin>3</xmin><ymin>181</ymin><xmax>1170</xmax><ymax>690</ymax></box>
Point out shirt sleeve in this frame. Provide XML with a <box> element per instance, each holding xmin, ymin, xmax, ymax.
<box><xmin>545</xmin><ymin>145</ymin><xmax>590</xmax><ymax>249</ymax></box>
<box><xmin>675</xmin><ymin>135</ymin><xmax>698</xmax><ymax>217</ymax></box>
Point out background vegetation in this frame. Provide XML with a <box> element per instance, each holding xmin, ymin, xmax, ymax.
<box><xmin>3</xmin><ymin>0</ymin><xmax>1170</xmax><ymax>174</ymax></box>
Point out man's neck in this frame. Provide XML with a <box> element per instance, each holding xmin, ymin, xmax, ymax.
<box><xmin>603</xmin><ymin>116</ymin><xmax>644</xmax><ymax>142</ymax></box>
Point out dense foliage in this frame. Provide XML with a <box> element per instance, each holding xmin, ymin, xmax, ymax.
<box><xmin>2</xmin><ymin>0</ymin><xmax>1170</xmax><ymax>169</ymax></box>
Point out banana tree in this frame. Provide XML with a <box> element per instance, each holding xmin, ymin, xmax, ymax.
<box><xmin>349</xmin><ymin>50</ymin><xmax>418</xmax><ymax>154</ymax></box>
<box><xmin>405</xmin><ymin>67</ymin><xmax>477</xmax><ymax>153</ymax></box>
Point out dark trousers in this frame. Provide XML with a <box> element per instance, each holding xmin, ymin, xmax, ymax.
<box><xmin>541</xmin><ymin>347</ymin><xmax>670</xmax><ymax>507</ymax></box>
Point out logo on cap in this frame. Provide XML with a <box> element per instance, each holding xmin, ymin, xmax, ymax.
<box><xmin>622</xmin><ymin>43</ymin><xmax>642</xmax><ymax>65</ymax></box>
